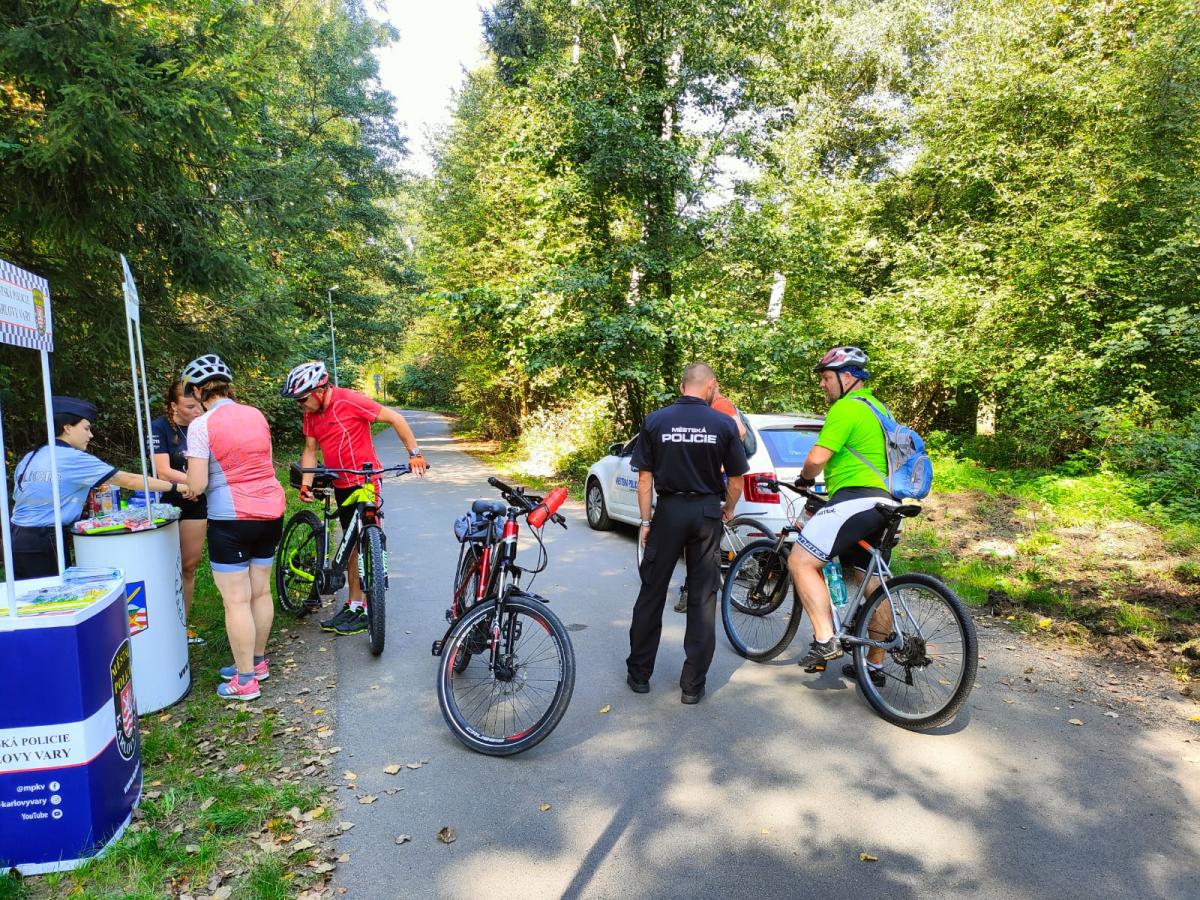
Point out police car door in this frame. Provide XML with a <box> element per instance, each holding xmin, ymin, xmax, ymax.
<box><xmin>611</xmin><ymin>435</ymin><xmax>641</xmax><ymax>519</ymax></box>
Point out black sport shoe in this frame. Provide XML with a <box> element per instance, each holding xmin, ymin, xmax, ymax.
<box><xmin>842</xmin><ymin>663</ymin><xmax>886</xmax><ymax>688</ymax></box>
<box><xmin>320</xmin><ymin>604</ymin><xmax>353</xmax><ymax>633</ymax></box>
<box><xmin>798</xmin><ymin>637</ymin><xmax>843</xmax><ymax>669</ymax></box>
<box><xmin>333</xmin><ymin>607</ymin><xmax>368</xmax><ymax>636</ymax></box>
<box><xmin>674</xmin><ymin>586</ymin><xmax>688</xmax><ymax>613</ymax></box>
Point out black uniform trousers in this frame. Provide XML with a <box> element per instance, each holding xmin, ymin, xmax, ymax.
<box><xmin>626</xmin><ymin>494</ymin><xmax>723</xmax><ymax>693</ymax></box>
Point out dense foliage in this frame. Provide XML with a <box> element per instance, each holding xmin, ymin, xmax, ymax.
<box><xmin>0</xmin><ymin>0</ymin><xmax>408</xmax><ymax>462</ymax></box>
<box><xmin>402</xmin><ymin>0</ymin><xmax>1200</xmax><ymax>518</ymax></box>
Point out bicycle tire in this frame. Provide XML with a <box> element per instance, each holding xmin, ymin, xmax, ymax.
<box><xmin>722</xmin><ymin>516</ymin><xmax>776</xmax><ymax>568</ymax></box>
<box><xmin>852</xmin><ymin>573</ymin><xmax>978</xmax><ymax>730</ymax></box>
<box><xmin>437</xmin><ymin>593</ymin><xmax>576</xmax><ymax>756</ymax></box>
<box><xmin>451</xmin><ymin>545</ymin><xmax>482</xmax><ymax>673</ymax></box>
<box><xmin>721</xmin><ymin>539</ymin><xmax>801</xmax><ymax>661</ymax></box>
<box><xmin>362</xmin><ymin>525</ymin><xmax>387</xmax><ymax>656</ymax></box>
<box><xmin>275</xmin><ymin>510</ymin><xmax>323</xmax><ymax>615</ymax></box>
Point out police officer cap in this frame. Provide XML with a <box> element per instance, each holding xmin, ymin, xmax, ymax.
<box><xmin>52</xmin><ymin>396</ymin><xmax>99</xmax><ymax>422</ymax></box>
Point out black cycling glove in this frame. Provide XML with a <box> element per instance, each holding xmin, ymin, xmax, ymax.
<box><xmin>795</xmin><ymin>474</ymin><xmax>816</xmax><ymax>489</ymax></box>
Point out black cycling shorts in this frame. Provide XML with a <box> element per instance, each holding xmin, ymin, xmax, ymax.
<box><xmin>162</xmin><ymin>487</ymin><xmax>208</xmax><ymax>521</ymax></box>
<box><xmin>208</xmin><ymin>517</ymin><xmax>283</xmax><ymax>572</ymax></box>
<box><xmin>796</xmin><ymin>486</ymin><xmax>894</xmax><ymax>572</ymax></box>
<box><xmin>334</xmin><ymin>483</ymin><xmax>382</xmax><ymax>533</ymax></box>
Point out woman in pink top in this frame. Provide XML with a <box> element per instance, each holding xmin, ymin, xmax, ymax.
<box><xmin>183</xmin><ymin>354</ymin><xmax>285</xmax><ymax>702</ymax></box>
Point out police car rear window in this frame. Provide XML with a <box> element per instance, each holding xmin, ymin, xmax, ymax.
<box><xmin>759</xmin><ymin>428</ymin><xmax>820</xmax><ymax>468</ymax></box>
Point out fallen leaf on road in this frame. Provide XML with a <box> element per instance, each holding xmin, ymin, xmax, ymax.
<box><xmin>1068</xmin><ymin>718</ymin><xmax>1084</xmax><ymax>726</ymax></box>
<box><xmin>406</xmin><ymin>762</ymin><xmax>423</xmax><ymax>770</ymax></box>
<box><xmin>358</xmin><ymin>795</ymin><xmax>377</xmax><ymax>805</ymax></box>
<box><xmin>859</xmin><ymin>852</ymin><xmax>879</xmax><ymax>862</ymax></box>
<box><xmin>1037</xmin><ymin>618</ymin><xmax>1052</xmax><ymax>630</ymax></box>
<box><xmin>312</xmin><ymin>709</ymin><xmax>324</xmax><ymax>715</ymax></box>
<box><xmin>1104</xmin><ymin>712</ymin><xmax>1119</xmax><ymax>718</ymax></box>
<box><xmin>1189</xmin><ymin>714</ymin><xmax>1200</xmax><ymax>722</ymax></box>
<box><xmin>437</xmin><ymin>827</ymin><xmax>456</xmax><ymax>844</ymax></box>
<box><xmin>600</xmin><ymin>705</ymin><xmax>611</xmax><ymax>714</ymax></box>
<box><xmin>343</xmin><ymin>771</ymin><xmax>357</xmax><ymax>780</ymax></box>
<box><xmin>289</xmin><ymin>840</ymin><xmax>314</xmax><ymax>855</ymax></box>
<box><xmin>395</xmin><ymin>834</ymin><xmax>412</xmax><ymax>845</ymax></box>
<box><xmin>310</xmin><ymin>862</ymin><xmax>335</xmax><ymax>874</ymax></box>
<box><xmin>385</xmin><ymin>789</ymin><xmax>401</xmax><ymax>795</ymax></box>
<box><xmin>337</xmin><ymin>822</ymin><xmax>355</xmax><ymax>833</ymax></box>
<box><xmin>539</xmin><ymin>803</ymin><xmax>551</xmax><ymax>812</ymax></box>
<box><xmin>302</xmin><ymin>806</ymin><xmax>325</xmax><ymax>821</ymax></box>
<box><xmin>337</xmin><ymin>853</ymin><xmax>351</xmax><ymax>863</ymax></box>
<box><xmin>383</xmin><ymin>764</ymin><xmax>402</xmax><ymax>775</ymax></box>
<box><xmin>1003</xmin><ymin>699</ymin><xmax>1015</xmax><ymax>704</ymax></box>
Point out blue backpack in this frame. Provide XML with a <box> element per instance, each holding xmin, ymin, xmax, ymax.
<box><xmin>847</xmin><ymin>398</ymin><xmax>934</xmax><ymax>500</ymax></box>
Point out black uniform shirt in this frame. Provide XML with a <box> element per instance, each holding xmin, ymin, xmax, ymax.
<box><xmin>631</xmin><ymin>396</ymin><xmax>750</xmax><ymax>495</ymax></box>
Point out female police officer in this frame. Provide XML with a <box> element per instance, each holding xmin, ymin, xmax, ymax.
<box><xmin>9</xmin><ymin>396</ymin><xmax>188</xmax><ymax>579</ymax></box>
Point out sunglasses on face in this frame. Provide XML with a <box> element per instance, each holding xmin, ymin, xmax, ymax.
<box><xmin>294</xmin><ymin>394</ymin><xmax>311</xmax><ymax>405</ymax></box>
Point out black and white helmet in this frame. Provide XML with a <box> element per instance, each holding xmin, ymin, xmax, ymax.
<box><xmin>181</xmin><ymin>354</ymin><xmax>232</xmax><ymax>387</ymax></box>
<box><xmin>281</xmin><ymin>361</ymin><xmax>330</xmax><ymax>399</ymax></box>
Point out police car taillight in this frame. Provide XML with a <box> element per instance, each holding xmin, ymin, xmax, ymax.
<box><xmin>742</xmin><ymin>473</ymin><xmax>780</xmax><ymax>504</ymax></box>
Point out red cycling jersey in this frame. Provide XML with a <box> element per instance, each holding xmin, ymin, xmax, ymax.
<box><xmin>303</xmin><ymin>387</ymin><xmax>383</xmax><ymax>488</ymax></box>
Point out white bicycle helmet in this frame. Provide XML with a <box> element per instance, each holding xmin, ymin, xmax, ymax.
<box><xmin>813</xmin><ymin>346</ymin><xmax>869</xmax><ymax>375</ymax></box>
<box><xmin>181</xmin><ymin>354</ymin><xmax>233</xmax><ymax>387</ymax></box>
<box><xmin>281</xmin><ymin>361</ymin><xmax>330</xmax><ymax>399</ymax></box>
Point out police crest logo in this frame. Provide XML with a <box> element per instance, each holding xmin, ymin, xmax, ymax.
<box><xmin>110</xmin><ymin>640</ymin><xmax>139</xmax><ymax>761</ymax></box>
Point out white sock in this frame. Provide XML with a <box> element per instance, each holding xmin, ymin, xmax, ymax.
<box><xmin>349</xmin><ymin>600</ymin><xmax>365</xmax><ymax>612</ymax></box>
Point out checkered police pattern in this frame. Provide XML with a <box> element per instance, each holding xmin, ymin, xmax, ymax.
<box><xmin>0</xmin><ymin>257</ymin><xmax>53</xmax><ymax>352</ymax></box>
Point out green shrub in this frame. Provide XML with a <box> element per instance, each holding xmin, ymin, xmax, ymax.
<box><xmin>516</xmin><ymin>393</ymin><xmax>617</xmax><ymax>480</ymax></box>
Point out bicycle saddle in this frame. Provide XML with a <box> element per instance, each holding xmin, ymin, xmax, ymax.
<box><xmin>471</xmin><ymin>499</ymin><xmax>508</xmax><ymax>516</ymax></box>
<box><xmin>877</xmin><ymin>502</ymin><xmax>921</xmax><ymax>519</ymax></box>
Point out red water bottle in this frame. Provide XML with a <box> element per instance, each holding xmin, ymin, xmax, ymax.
<box><xmin>527</xmin><ymin>487</ymin><xmax>568</xmax><ymax>528</ymax></box>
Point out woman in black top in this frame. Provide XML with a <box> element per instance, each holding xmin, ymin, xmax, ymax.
<box><xmin>151</xmin><ymin>380</ymin><xmax>208</xmax><ymax>643</ymax></box>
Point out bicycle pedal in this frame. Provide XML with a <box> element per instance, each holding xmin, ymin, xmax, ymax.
<box><xmin>431</xmin><ymin>640</ymin><xmax>443</xmax><ymax>657</ymax></box>
<box><xmin>804</xmin><ymin>662</ymin><xmax>827</xmax><ymax>674</ymax></box>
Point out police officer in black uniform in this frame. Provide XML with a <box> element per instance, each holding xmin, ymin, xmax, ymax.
<box><xmin>626</xmin><ymin>363</ymin><xmax>749</xmax><ymax>704</ymax></box>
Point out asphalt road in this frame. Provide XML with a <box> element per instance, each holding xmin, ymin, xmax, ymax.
<box><xmin>329</xmin><ymin>412</ymin><xmax>1198</xmax><ymax>900</ymax></box>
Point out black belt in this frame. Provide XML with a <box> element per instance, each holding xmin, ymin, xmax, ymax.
<box><xmin>658</xmin><ymin>491</ymin><xmax>720</xmax><ymax>498</ymax></box>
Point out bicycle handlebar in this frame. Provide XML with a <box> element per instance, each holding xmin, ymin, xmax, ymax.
<box><xmin>753</xmin><ymin>475</ymin><xmax>825</xmax><ymax>504</ymax></box>
<box><xmin>487</xmin><ymin>476</ymin><xmax>567</xmax><ymax>528</ymax></box>
<box><xmin>297</xmin><ymin>463</ymin><xmax>420</xmax><ymax>477</ymax></box>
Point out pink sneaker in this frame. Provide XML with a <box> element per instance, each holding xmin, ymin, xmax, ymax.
<box><xmin>216</xmin><ymin>675</ymin><xmax>260</xmax><ymax>701</ymax></box>
<box><xmin>219</xmin><ymin>659</ymin><xmax>269</xmax><ymax>682</ymax></box>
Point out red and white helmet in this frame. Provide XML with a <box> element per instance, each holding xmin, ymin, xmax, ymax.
<box><xmin>281</xmin><ymin>361</ymin><xmax>330</xmax><ymax>399</ymax></box>
<box><xmin>813</xmin><ymin>346</ymin><xmax>869</xmax><ymax>376</ymax></box>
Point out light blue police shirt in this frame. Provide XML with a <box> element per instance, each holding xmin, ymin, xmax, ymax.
<box><xmin>11</xmin><ymin>441</ymin><xmax>118</xmax><ymax>527</ymax></box>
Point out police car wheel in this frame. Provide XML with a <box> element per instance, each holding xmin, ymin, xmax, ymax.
<box><xmin>586</xmin><ymin>479</ymin><xmax>612</xmax><ymax>530</ymax></box>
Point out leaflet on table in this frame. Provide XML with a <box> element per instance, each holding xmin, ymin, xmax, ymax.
<box><xmin>0</xmin><ymin>569</ymin><xmax>124</xmax><ymax>618</ymax></box>
<box><xmin>71</xmin><ymin>504</ymin><xmax>181</xmax><ymax>535</ymax></box>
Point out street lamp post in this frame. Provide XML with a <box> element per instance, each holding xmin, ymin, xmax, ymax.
<box><xmin>327</xmin><ymin>284</ymin><xmax>339</xmax><ymax>386</ymax></box>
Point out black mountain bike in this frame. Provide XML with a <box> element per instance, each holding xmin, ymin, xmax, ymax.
<box><xmin>275</xmin><ymin>462</ymin><xmax>414</xmax><ymax>656</ymax></box>
<box><xmin>721</xmin><ymin>477</ymin><xmax>977</xmax><ymax>730</ymax></box>
<box><xmin>433</xmin><ymin>476</ymin><xmax>574</xmax><ymax>756</ymax></box>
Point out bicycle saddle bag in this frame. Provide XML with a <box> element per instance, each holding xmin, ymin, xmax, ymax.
<box><xmin>453</xmin><ymin>512</ymin><xmax>504</xmax><ymax>544</ymax></box>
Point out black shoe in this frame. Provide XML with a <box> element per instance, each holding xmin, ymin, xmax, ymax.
<box><xmin>320</xmin><ymin>603</ymin><xmax>353</xmax><ymax>632</ymax></box>
<box><xmin>333</xmin><ymin>608</ymin><xmax>368</xmax><ymax>636</ymax></box>
<box><xmin>626</xmin><ymin>673</ymin><xmax>650</xmax><ymax>694</ymax></box>
<box><xmin>798</xmin><ymin>637</ymin><xmax>843</xmax><ymax>670</ymax></box>
<box><xmin>842</xmin><ymin>663</ymin><xmax>886</xmax><ymax>688</ymax></box>
<box><xmin>681</xmin><ymin>687</ymin><xmax>705</xmax><ymax>705</ymax></box>
<box><xmin>674</xmin><ymin>586</ymin><xmax>688</xmax><ymax>613</ymax></box>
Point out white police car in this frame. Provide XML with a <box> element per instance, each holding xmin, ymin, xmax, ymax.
<box><xmin>585</xmin><ymin>412</ymin><xmax>826</xmax><ymax>537</ymax></box>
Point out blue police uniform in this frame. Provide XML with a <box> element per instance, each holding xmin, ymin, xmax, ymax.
<box><xmin>626</xmin><ymin>395</ymin><xmax>749</xmax><ymax>696</ymax></box>
<box><xmin>9</xmin><ymin>397</ymin><xmax>116</xmax><ymax>579</ymax></box>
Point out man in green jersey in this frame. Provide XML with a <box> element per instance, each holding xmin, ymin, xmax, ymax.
<box><xmin>786</xmin><ymin>346</ymin><xmax>898</xmax><ymax>676</ymax></box>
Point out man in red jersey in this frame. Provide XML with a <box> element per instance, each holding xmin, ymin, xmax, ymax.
<box><xmin>282</xmin><ymin>361</ymin><xmax>427</xmax><ymax>635</ymax></box>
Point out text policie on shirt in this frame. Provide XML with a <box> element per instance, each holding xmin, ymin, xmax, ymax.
<box><xmin>661</xmin><ymin>427</ymin><xmax>717</xmax><ymax>445</ymax></box>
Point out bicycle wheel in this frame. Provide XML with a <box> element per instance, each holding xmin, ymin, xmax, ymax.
<box><xmin>721</xmin><ymin>516</ymin><xmax>776</xmax><ymax>569</ymax></box>
<box><xmin>851</xmin><ymin>573</ymin><xmax>978</xmax><ymax>730</ymax></box>
<box><xmin>275</xmin><ymin>511</ymin><xmax>323</xmax><ymax>615</ymax></box>
<box><xmin>451</xmin><ymin>545</ymin><xmax>483</xmax><ymax>673</ymax></box>
<box><xmin>361</xmin><ymin>525</ymin><xmax>387</xmax><ymax>656</ymax></box>
<box><xmin>721</xmin><ymin>539</ymin><xmax>801</xmax><ymax>661</ymax></box>
<box><xmin>437</xmin><ymin>593</ymin><xmax>576</xmax><ymax>756</ymax></box>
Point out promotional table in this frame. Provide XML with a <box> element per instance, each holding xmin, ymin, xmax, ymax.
<box><xmin>0</xmin><ymin>569</ymin><xmax>142</xmax><ymax>874</ymax></box>
<box><xmin>73</xmin><ymin>507</ymin><xmax>190</xmax><ymax>714</ymax></box>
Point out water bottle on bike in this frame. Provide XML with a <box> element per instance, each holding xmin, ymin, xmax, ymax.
<box><xmin>823</xmin><ymin>561</ymin><xmax>848</xmax><ymax>608</ymax></box>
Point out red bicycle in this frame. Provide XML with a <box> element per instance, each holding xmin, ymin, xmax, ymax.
<box><xmin>433</xmin><ymin>477</ymin><xmax>573</xmax><ymax>755</ymax></box>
